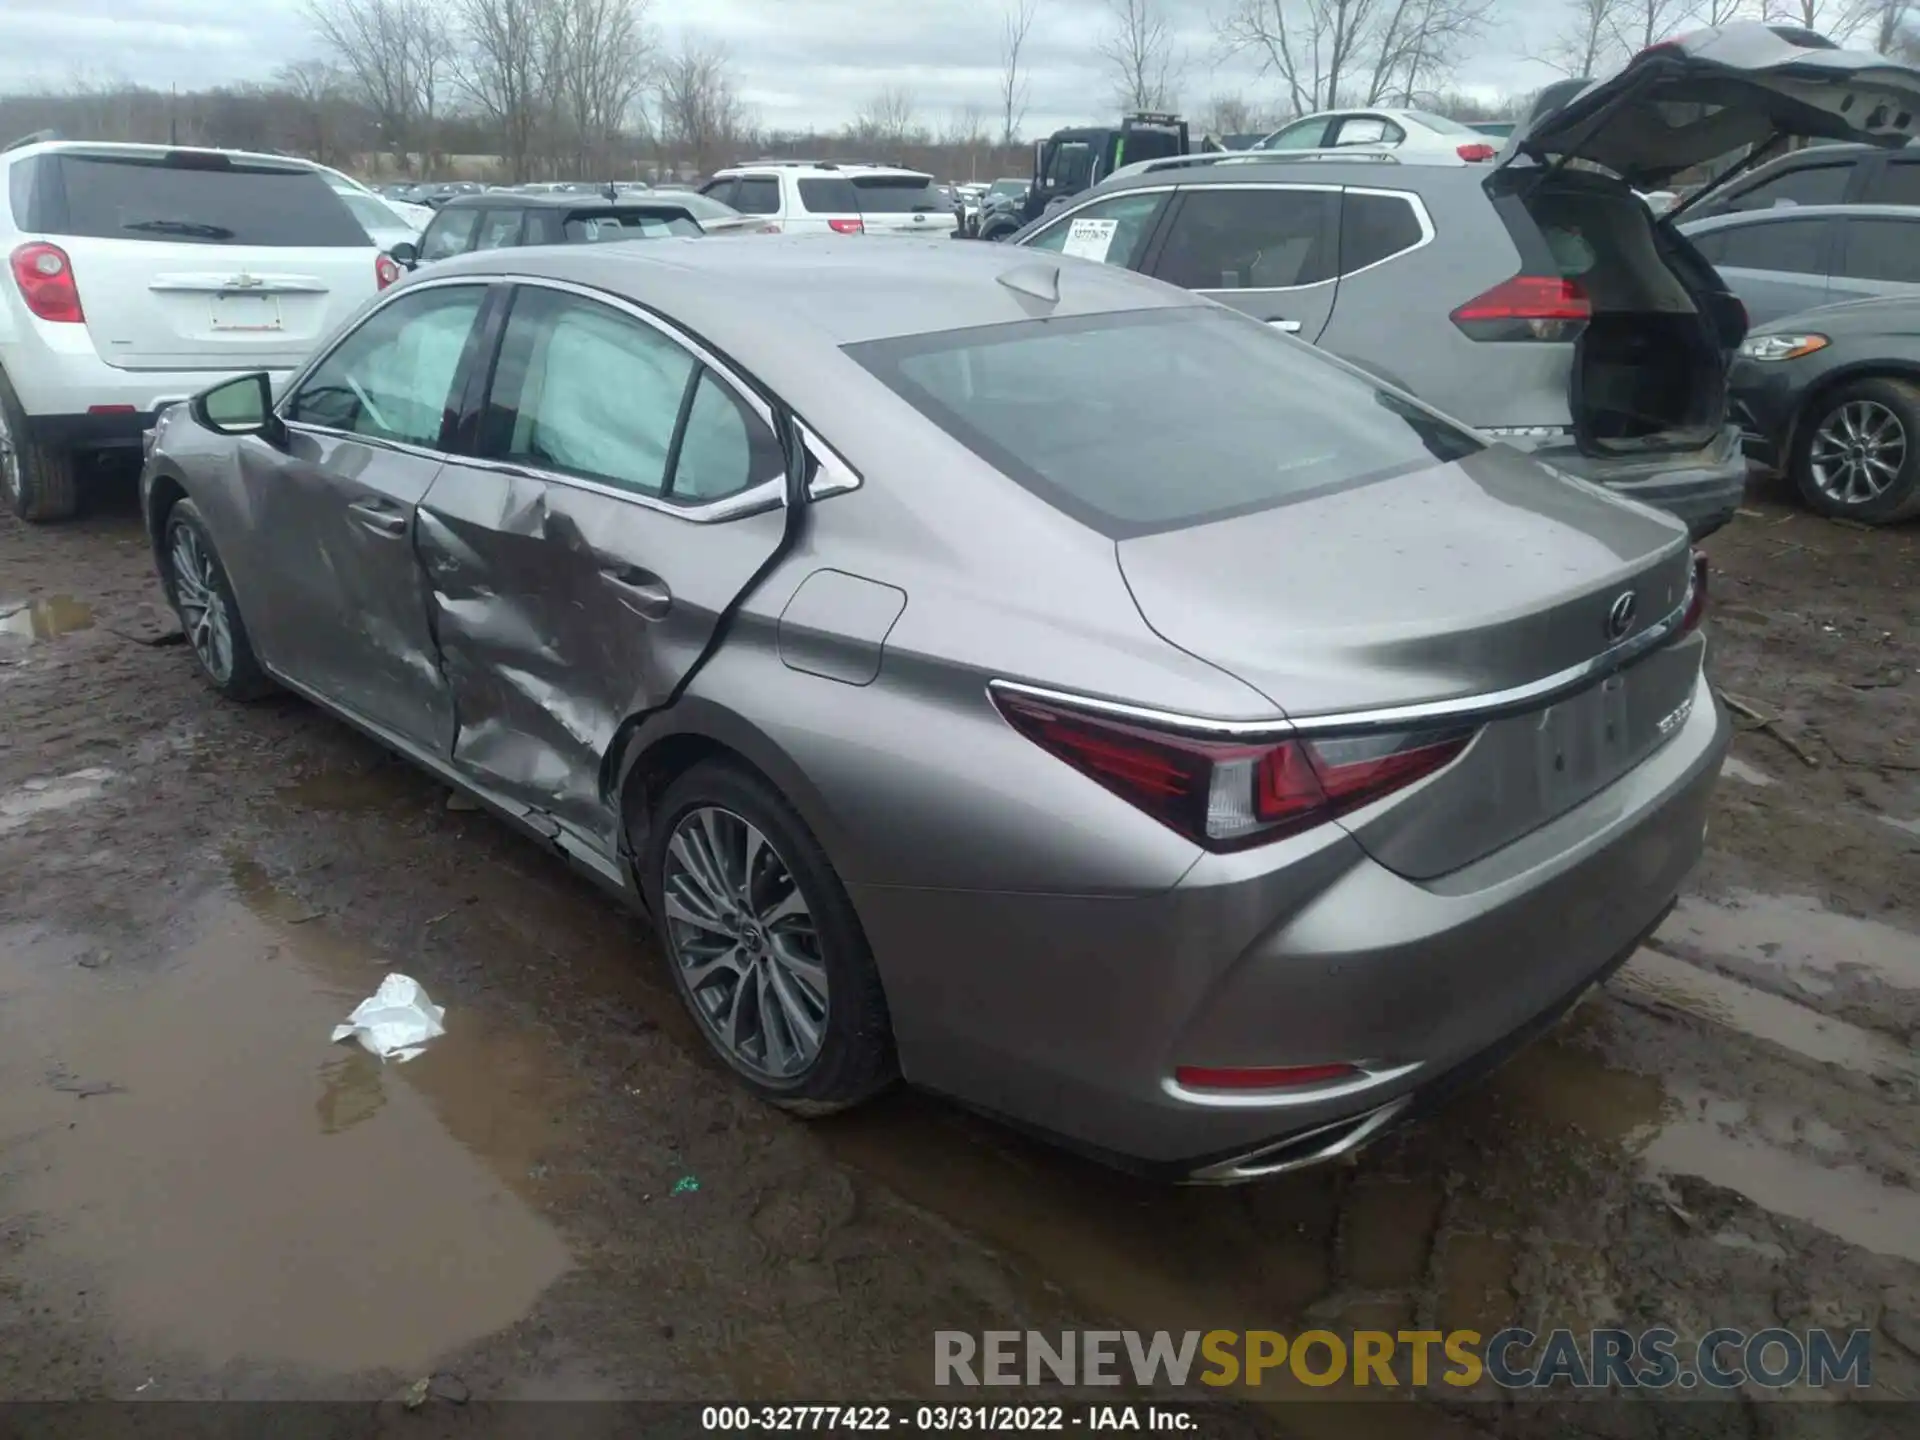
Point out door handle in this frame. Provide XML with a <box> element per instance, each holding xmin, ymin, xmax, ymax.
<box><xmin>346</xmin><ymin>496</ymin><xmax>408</xmax><ymax>537</ymax></box>
<box><xmin>1268</xmin><ymin>318</ymin><xmax>1303</xmax><ymax>334</ymax></box>
<box><xmin>600</xmin><ymin>566</ymin><xmax>672</xmax><ymax>620</ymax></box>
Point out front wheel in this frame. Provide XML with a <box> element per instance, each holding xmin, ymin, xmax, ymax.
<box><xmin>162</xmin><ymin>498</ymin><xmax>273</xmax><ymax>700</ymax></box>
<box><xmin>1791</xmin><ymin>377</ymin><xmax>1920</xmax><ymax>525</ymax></box>
<box><xmin>644</xmin><ymin>760</ymin><xmax>896</xmax><ymax>1113</ymax></box>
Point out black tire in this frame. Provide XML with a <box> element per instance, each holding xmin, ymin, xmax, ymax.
<box><xmin>159</xmin><ymin>497</ymin><xmax>274</xmax><ymax>701</ymax></box>
<box><xmin>0</xmin><ymin>368</ymin><xmax>80</xmax><ymax>522</ymax></box>
<box><xmin>1790</xmin><ymin>376</ymin><xmax>1920</xmax><ymax>525</ymax></box>
<box><xmin>644</xmin><ymin>759</ymin><xmax>896</xmax><ymax>1113</ymax></box>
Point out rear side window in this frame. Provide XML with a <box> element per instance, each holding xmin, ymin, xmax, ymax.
<box><xmin>43</xmin><ymin>154</ymin><xmax>367</xmax><ymax>246</ymax></box>
<box><xmin>701</xmin><ymin>178</ymin><xmax>737</xmax><ymax>207</ymax></box>
<box><xmin>851</xmin><ymin>175</ymin><xmax>944</xmax><ymax>213</ymax></box>
<box><xmin>1731</xmin><ymin>162</ymin><xmax>1850</xmax><ymax>212</ymax></box>
<box><xmin>1153</xmin><ymin>188</ymin><xmax>1336</xmax><ymax>291</ymax></box>
<box><xmin>474</xmin><ymin>209</ymin><xmax>524</xmax><ymax>250</ymax></box>
<box><xmin>421</xmin><ymin>209</ymin><xmax>480</xmax><ymax>260</ymax></box>
<box><xmin>1339</xmin><ymin>193</ymin><xmax>1424</xmax><ymax>273</ymax></box>
<box><xmin>1706</xmin><ymin>217</ymin><xmax>1830</xmax><ymax>275</ymax></box>
<box><xmin>798</xmin><ymin>177</ymin><xmax>859</xmax><ymax>213</ymax></box>
<box><xmin>847</xmin><ymin>307</ymin><xmax>1481</xmax><ymax>539</ymax></box>
<box><xmin>1330</xmin><ymin>116</ymin><xmax>1404</xmax><ymax>147</ymax></box>
<box><xmin>733</xmin><ymin>177</ymin><xmax>780</xmax><ymax>215</ymax></box>
<box><xmin>1837</xmin><ymin>218</ymin><xmax>1920</xmax><ymax>283</ymax></box>
<box><xmin>1865</xmin><ymin>157</ymin><xmax>1920</xmax><ymax>206</ymax></box>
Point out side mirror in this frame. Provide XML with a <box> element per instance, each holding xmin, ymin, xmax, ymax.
<box><xmin>388</xmin><ymin>240</ymin><xmax>418</xmax><ymax>269</ymax></box>
<box><xmin>189</xmin><ymin>372</ymin><xmax>284</xmax><ymax>446</ymax></box>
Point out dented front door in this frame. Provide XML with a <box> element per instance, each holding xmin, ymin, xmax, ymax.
<box><xmin>415</xmin><ymin>281</ymin><xmax>790</xmax><ymax>848</ymax></box>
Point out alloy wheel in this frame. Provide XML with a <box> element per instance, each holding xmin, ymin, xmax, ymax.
<box><xmin>169</xmin><ymin>522</ymin><xmax>235</xmax><ymax>684</ymax></box>
<box><xmin>661</xmin><ymin>805</ymin><xmax>829</xmax><ymax>1081</ymax></box>
<box><xmin>1809</xmin><ymin>399</ymin><xmax>1906</xmax><ymax>506</ymax></box>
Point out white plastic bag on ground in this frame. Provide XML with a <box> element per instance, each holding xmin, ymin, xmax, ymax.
<box><xmin>330</xmin><ymin>973</ymin><xmax>446</xmax><ymax>1062</ymax></box>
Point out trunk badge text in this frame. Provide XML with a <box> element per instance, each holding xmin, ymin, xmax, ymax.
<box><xmin>1606</xmin><ymin>591</ymin><xmax>1638</xmax><ymax>641</ymax></box>
<box><xmin>1656</xmin><ymin>694</ymin><xmax>1694</xmax><ymax>739</ymax></box>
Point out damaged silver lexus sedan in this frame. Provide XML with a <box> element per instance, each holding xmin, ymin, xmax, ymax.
<box><xmin>141</xmin><ymin>237</ymin><xmax>1728</xmax><ymax>1180</ymax></box>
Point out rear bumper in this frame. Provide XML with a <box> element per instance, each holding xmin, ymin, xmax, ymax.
<box><xmin>852</xmin><ymin>671</ymin><xmax>1730</xmax><ymax>1178</ymax></box>
<box><xmin>1530</xmin><ymin>424</ymin><xmax>1748</xmax><ymax>540</ymax></box>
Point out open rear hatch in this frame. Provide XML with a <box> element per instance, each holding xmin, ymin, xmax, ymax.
<box><xmin>1115</xmin><ymin>443</ymin><xmax>1698</xmax><ymax>879</ymax></box>
<box><xmin>1502</xmin><ymin>22</ymin><xmax>1920</xmax><ymax>191</ymax></box>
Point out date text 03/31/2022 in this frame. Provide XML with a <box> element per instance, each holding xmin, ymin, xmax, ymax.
<box><xmin>701</xmin><ymin>1407</ymin><xmax>1192</xmax><ymax>1431</ymax></box>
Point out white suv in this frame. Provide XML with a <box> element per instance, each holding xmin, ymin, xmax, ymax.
<box><xmin>0</xmin><ymin>139</ymin><xmax>394</xmax><ymax>520</ymax></box>
<box><xmin>700</xmin><ymin>162</ymin><xmax>958</xmax><ymax>238</ymax></box>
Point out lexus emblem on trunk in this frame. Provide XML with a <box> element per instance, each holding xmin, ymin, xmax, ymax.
<box><xmin>1606</xmin><ymin>591</ymin><xmax>1638</xmax><ymax>640</ymax></box>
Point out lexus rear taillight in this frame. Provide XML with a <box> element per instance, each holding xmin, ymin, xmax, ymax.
<box><xmin>1456</xmin><ymin>142</ymin><xmax>1497</xmax><ymax>162</ymax></box>
<box><xmin>1679</xmin><ymin>550</ymin><xmax>1708</xmax><ymax>635</ymax></box>
<box><xmin>375</xmin><ymin>253</ymin><xmax>401</xmax><ymax>290</ymax></box>
<box><xmin>828</xmin><ymin>218</ymin><xmax>865</xmax><ymax>234</ymax></box>
<box><xmin>993</xmin><ymin>690</ymin><xmax>1473</xmax><ymax>851</ymax></box>
<box><xmin>1451</xmin><ymin>274</ymin><xmax>1589</xmax><ymax>342</ymax></box>
<box><xmin>10</xmin><ymin>242</ymin><xmax>84</xmax><ymax>323</ymax></box>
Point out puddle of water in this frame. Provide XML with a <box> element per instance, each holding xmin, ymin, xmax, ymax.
<box><xmin>1881</xmin><ymin>814</ymin><xmax>1920</xmax><ymax>838</ymax></box>
<box><xmin>1616</xmin><ymin>949</ymin><xmax>1916</xmax><ymax>1082</ymax></box>
<box><xmin>1657</xmin><ymin>890</ymin><xmax>1920</xmax><ymax>995</ymax></box>
<box><xmin>0</xmin><ymin>767</ymin><xmax>115</xmax><ymax>836</ymax></box>
<box><xmin>0</xmin><ymin>866</ymin><xmax>576</xmax><ymax>1375</ymax></box>
<box><xmin>1643</xmin><ymin>1108</ymin><xmax>1920</xmax><ymax>1266</ymax></box>
<box><xmin>1719</xmin><ymin>755</ymin><xmax>1775</xmax><ymax>787</ymax></box>
<box><xmin>0</xmin><ymin>595</ymin><xmax>95</xmax><ymax>641</ymax></box>
<box><xmin>277</xmin><ymin>767</ymin><xmax>424</xmax><ymax>814</ymax></box>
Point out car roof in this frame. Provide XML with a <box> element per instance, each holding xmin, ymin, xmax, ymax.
<box><xmin>1094</xmin><ymin>154</ymin><xmax>1469</xmax><ymax>195</ymax></box>
<box><xmin>2</xmin><ymin>139</ymin><xmax>324</xmax><ymax>174</ymax></box>
<box><xmin>416</xmin><ymin>234</ymin><xmax>1197</xmax><ymax>359</ymax></box>
<box><xmin>713</xmin><ymin>162</ymin><xmax>931</xmax><ymax>179</ymax></box>
<box><xmin>432</xmin><ymin>191</ymin><xmax>694</xmax><ymax>210</ymax></box>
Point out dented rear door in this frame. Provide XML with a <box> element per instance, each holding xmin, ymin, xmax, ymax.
<box><xmin>416</xmin><ymin>281</ymin><xmax>789</xmax><ymax>847</ymax></box>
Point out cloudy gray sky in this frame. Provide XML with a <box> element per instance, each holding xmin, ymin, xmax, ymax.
<box><xmin>0</xmin><ymin>0</ymin><xmax>1568</xmax><ymax>132</ymax></box>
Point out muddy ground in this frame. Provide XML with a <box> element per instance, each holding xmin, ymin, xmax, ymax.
<box><xmin>0</xmin><ymin>462</ymin><xmax>1916</xmax><ymax>1436</ymax></box>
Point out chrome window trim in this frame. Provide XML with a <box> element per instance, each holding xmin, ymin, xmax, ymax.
<box><xmin>797</xmin><ymin>421</ymin><xmax>862</xmax><ymax>500</ymax></box>
<box><xmin>446</xmin><ymin>455</ymin><xmax>786</xmax><ymax>523</ymax></box>
<box><xmin>1334</xmin><ymin>185</ymin><xmax>1436</xmax><ymax>279</ymax></box>
<box><xmin>280</xmin><ymin>420</ymin><xmax>448</xmax><ymax>464</ymax></box>
<box><xmin>988</xmin><ymin>588</ymin><xmax>1694</xmax><ymax>740</ymax></box>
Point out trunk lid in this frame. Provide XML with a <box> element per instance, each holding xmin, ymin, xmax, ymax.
<box><xmin>1116</xmin><ymin>444</ymin><xmax>1699</xmax><ymax>876</ymax></box>
<box><xmin>1504</xmin><ymin>22</ymin><xmax>1920</xmax><ymax>189</ymax></box>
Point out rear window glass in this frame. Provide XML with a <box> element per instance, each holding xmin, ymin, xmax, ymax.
<box><xmin>850</xmin><ymin>176</ymin><xmax>945</xmax><ymax>213</ymax></box>
<box><xmin>47</xmin><ymin>155</ymin><xmax>367</xmax><ymax>246</ymax></box>
<box><xmin>847</xmin><ymin>308</ymin><xmax>1481</xmax><ymax>539</ymax></box>
<box><xmin>563</xmin><ymin>210</ymin><xmax>703</xmax><ymax>241</ymax></box>
<box><xmin>798</xmin><ymin>177</ymin><xmax>860</xmax><ymax>213</ymax></box>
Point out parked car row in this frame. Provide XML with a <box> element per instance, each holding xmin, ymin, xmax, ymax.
<box><xmin>118</xmin><ymin>21</ymin><xmax>1917</xmax><ymax>1182</ymax></box>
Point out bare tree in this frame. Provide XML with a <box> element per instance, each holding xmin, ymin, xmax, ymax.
<box><xmin>1365</xmin><ymin>0</ymin><xmax>1497</xmax><ymax>104</ymax></box>
<box><xmin>1541</xmin><ymin>0</ymin><xmax>1628</xmax><ymax>78</ymax></box>
<box><xmin>852</xmin><ymin>86</ymin><xmax>920</xmax><ymax>149</ymax></box>
<box><xmin>451</xmin><ymin>0</ymin><xmax>554</xmax><ymax>183</ymax></box>
<box><xmin>1611</xmin><ymin>0</ymin><xmax>1699</xmax><ymax>51</ymax></box>
<box><xmin>1700</xmin><ymin>0</ymin><xmax>1752</xmax><ymax>22</ymax></box>
<box><xmin>1758</xmin><ymin>0</ymin><xmax>1883</xmax><ymax>39</ymax></box>
<box><xmin>656</xmin><ymin>39</ymin><xmax>750</xmax><ymax>176</ymax></box>
<box><xmin>1216</xmin><ymin>0</ymin><xmax>1380</xmax><ymax>114</ymax></box>
<box><xmin>999</xmin><ymin>0</ymin><xmax>1038</xmax><ymax>148</ymax></box>
<box><xmin>1098</xmin><ymin>0</ymin><xmax>1185</xmax><ymax>112</ymax></box>
<box><xmin>307</xmin><ymin>0</ymin><xmax>446</xmax><ymax>170</ymax></box>
<box><xmin>1200</xmin><ymin>92</ymin><xmax>1265</xmax><ymax>135</ymax></box>
<box><xmin>274</xmin><ymin>60</ymin><xmax>348</xmax><ymax>165</ymax></box>
<box><xmin>546</xmin><ymin>0</ymin><xmax>656</xmax><ymax>177</ymax></box>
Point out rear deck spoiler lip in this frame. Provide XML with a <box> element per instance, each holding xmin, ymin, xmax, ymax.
<box><xmin>987</xmin><ymin>570</ymin><xmax>1695</xmax><ymax>741</ymax></box>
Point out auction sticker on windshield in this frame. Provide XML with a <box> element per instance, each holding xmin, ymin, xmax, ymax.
<box><xmin>1062</xmin><ymin>218</ymin><xmax>1118</xmax><ymax>263</ymax></box>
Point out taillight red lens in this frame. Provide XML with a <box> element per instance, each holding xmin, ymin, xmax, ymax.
<box><xmin>1679</xmin><ymin>550</ymin><xmax>1708</xmax><ymax>635</ymax></box>
<box><xmin>375</xmin><ymin>253</ymin><xmax>401</xmax><ymax>290</ymax></box>
<box><xmin>1174</xmin><ymin>1063</ymin><xmax>1362</xmax><ymax>1091</ymax></box>
<box><xmin>10</xmin><ymin>242</ymin><xmax>84</xmax><ymax>323</ymax></box>
<box><xmin>828</xmin><ymin>218</ymin><xmax>865</xmax><ymax>234</ymax></box>
<box><xmin>993</xmin><ymin>690</ymin><xmax>1472</xmax><ymax>851</ymax></box>
<box><xmin>1456</xmin><ymin>142</ymin><xmax>1497</xmax><ymax>162</ymax></box>
<box><xmin>1451</xmin><ymin>274</ymin><xmax>1590</xmax><ymax>342</ymax></box>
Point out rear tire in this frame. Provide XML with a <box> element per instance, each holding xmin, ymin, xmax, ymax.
<box><xmin>643</xmin><ymin>760</ymin><xmax>897</xmax><ymax>1113</ymax></box>
<box><xmin>0</xmin><ymin>369</ymin><xmax>80</xmax><ymax>522</ymax></box>
<box><xmin>1791</xmin><ymin>377</ymin><xmax>1920</xmax><ymax>525</ymax></box>
<box><xmin>160</xmin><ymin>498</ymin><xmax>273</xmax><ymax>701</ymax></box>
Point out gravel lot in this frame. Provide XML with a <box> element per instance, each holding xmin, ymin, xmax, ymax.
<box><xmin>1</xmin><ymin>463</ymin><xmax>1915</xmax><ymax>1434</ymax></box>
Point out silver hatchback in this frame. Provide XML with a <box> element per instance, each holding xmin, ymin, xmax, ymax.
<box><xmin>142</xmin><ymin>237</ymin><xmax>1727</xmax><ymax>1180</ymax></box>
